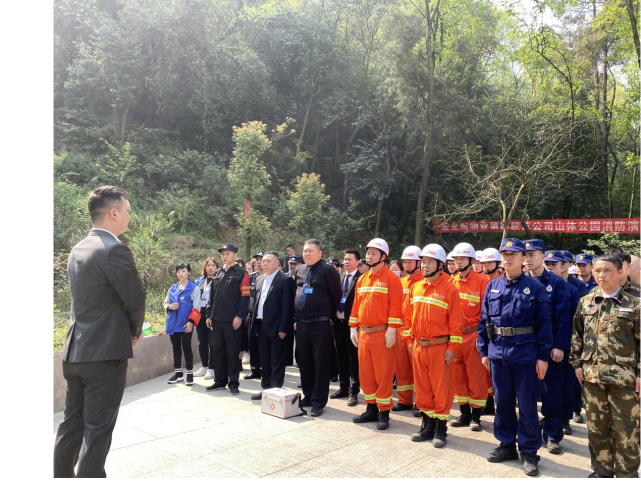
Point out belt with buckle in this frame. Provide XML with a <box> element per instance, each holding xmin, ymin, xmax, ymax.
<box><xmin>299</xmin><ymin>316</ymin><xmax>330</xmax><ymax>323</ymax></box>
<box><xmin>462</xmin><ymin>324</ymin><xmax>479</xmax><ymax>334</ymax></box>
<box><xmin>494</xmin><ymin>326</ymin><xmax>535</xmax><ymax>336</ymax></box>
<box><xmin>416</xmin><ymin>335</ymin><xmax>450</xmax><ymax>346</ymax></box>
<box><xmin>359</xmin><ymin>324</ymin><xmax>387</xmax><ymax>334</ymax></box>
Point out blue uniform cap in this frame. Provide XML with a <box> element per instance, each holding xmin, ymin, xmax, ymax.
<box><xmin>218</xmin><ymin>243</ymin><xmax>238</xmax><ymax>253</ymax></box>
<box><xmin>524</xmin><ymin>239</ymin><xmax>545</xmax><ymax>251</ymax></box>
<box><xmin>560</xmin><ymin>250</ymin><xmax>573</xmax><ymax>263</ymax></box>
<box><xmin>575</xmin><ymin>253</ymin><xmax>594</xmax><ymax>264</ymax></box>
<box><xmin>500</xmin><ymin>238</ymin><xmax>526</xmax><ymax>253</ymax></box>
<box><xmin>288</xmin><ymin>255</ymin><xmax>303</xmax><ymax>264</ymax></box>
<box><xmin>544</xmin><ymin>250</ymin><xmax>565</xmax><ymax>263</ymax></box>
<box><xmin>253</xmin><ymin>250</ymin><xmax>266</xmax><ymax>259</ymax></box>
<box><xmin>327</xmin><ymin>256</ymin><xmax>340</xmax><ymax>266</ymax></box>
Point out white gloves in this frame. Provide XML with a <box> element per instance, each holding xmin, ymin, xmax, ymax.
<box><xmin>350</xmin><ymin>328</ymin><xmax>359</xmax><ymax>347</ymax></box>
<box><xmin>385</xmin><ymin>327</ymin><xmax>397</xmax><ymax>348</ymax></box>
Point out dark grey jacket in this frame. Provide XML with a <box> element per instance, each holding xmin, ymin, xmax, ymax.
<box><xmin>63</xmin><ymin>230</ymin><xmax>146</xmax><ymax>362</ymax></box>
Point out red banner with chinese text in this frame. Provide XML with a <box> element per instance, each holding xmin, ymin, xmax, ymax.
<box><xmin>433</xmin><ymin>218</ymin><xmax>640</xmax><ymax>234</ymax></box>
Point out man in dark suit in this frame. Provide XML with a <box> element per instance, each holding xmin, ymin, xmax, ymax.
<box><xmin>330</xmin><ymin>249</ymin><xmax>362</xmax><ymax>406</ymax></box>
<box><xmin>54</xmin><ymin>186</ymin><xmax>146</xmax><ymax>478</ymax></box>
<box><xmin>250</xmin><ymin>252</ymin><xmax>295</xmax><ymax>400</ymax></box>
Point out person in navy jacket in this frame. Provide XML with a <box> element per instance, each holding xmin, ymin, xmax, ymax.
<box><xmin>163</xmin><ymin>262</ymin><xmax>201</xmax><ymax>386</ymax></box>
<box><xmin>477</xmin><ymin>238</ymin><xmax>552</xmax><ymax>477</ymax></box>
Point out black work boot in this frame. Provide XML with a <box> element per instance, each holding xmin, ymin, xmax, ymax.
<box><xmin>391</xmin><ymin>402</ymin><xmax>413</xmax><ymax>412</ymax></box>
<box><xmin>411</xmin><ymin>413</ymin><xmax>435</xmax><ymax>442</ymax></box>
<box><xmin>450</xmin><ymin>403</ymin><xmax>472</xmax><ymax>427</ymax></box>
<box><xmin>412</xmin><ymin>404</ymin><xmax>421</xmax><ymax>417</ymax></box>
<box><xmin>520</xmin><ymin>452</ymin><xmax>539</xmax><ymax>476</ymax></box>
<box><xmin>377</xmin><ymin>410</ymin><xmax>390</xmax><ymax>430</ymax></box>
<box><xmin>353</xmin><ymin>403</ymin><xmax>379</xmax><ymax>423</ymax></box>
<box><xmin>470</xmin><ymin>407</ymin><xmax>482</xmax><ymax>431</ymax></box>
<box><xmin>432</xmin><ymin>419</ymin><xmax>448</xmax><ymax>448</ymax></box>
<box><xmin>481</xmin><ymin>394</ymin><xmax>495</xmax><ymax>416</ymax></box>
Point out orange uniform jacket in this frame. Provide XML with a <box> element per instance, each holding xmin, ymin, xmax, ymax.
<box><xmin>449</xmin><ymin>270</ymin><xmax>488</xmax><ymax>330</ymax></box>
<box><xmin>349</xmin><ymin>266</ymin><xmax>403</xmax><ymax>328</ymax></box>
<box><xmin>403</xmin><ymin>274</ymin><xmax>464</xmax><ymax>353</ymax></box>
<box><xmin>401</xmin><ymin>274</ymin><xmax>423</xmax><ymax>338</ymax></box>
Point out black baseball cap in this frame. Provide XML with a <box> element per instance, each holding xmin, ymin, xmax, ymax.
<box><xmin>288</xmin><ymin>255</ymin><xmax>303</xmax><ymax>264</ymax></box>
<box><xmin>218</xmin><ymin>244</ymin><xmax>238</xmax><ymax>253</ymax></box>
<box><xmin>253</xmin><ymin>250</ymin><xmax>266</xmax><ymax>259</ymax></box>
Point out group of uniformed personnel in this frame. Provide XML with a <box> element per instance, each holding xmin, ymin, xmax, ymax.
<box><xmin>199</xmin><ymin>236</ymin><xmax>639</xmax><ymax>478</ymax></box>
<box><xmin>343</xmin><ymin>237</ymin><xmax>639</xmax><ymax>478</ymax></box>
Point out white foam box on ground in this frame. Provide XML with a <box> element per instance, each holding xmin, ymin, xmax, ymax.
<box><xmin>261</xmin><ymin>387</ymin><xmax>301</xmax><ymax>419</ymax></box>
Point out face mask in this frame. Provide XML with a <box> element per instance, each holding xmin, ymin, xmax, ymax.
<box><xmin>393</xmin><ymin>270</ymin><xmax>401</xmax><ymax>277</ymax></box>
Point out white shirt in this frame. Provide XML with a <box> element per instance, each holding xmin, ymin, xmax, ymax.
<box><xmin>602</xmin><ymin>287</ymin><xmax>621</xmax><ymax>298</ymax></box>
<box><xmin>257</xmin><ymin>270</ymin><xmax>279</xmax><ymax>319</ymax></box>
<box><xmin>91</xmin><ymin>228</ymin><xmax>121</xmax><ymax>243</ymax></box>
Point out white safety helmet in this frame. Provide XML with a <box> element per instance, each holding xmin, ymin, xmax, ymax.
<box><xmin>568</xmin><ymin>265</ymin><xmax>578</xmax><ymax>275</ymax></box>
<box><xmin>482</xmin><ymin>248</ymin><xmax>501</xmax><ymax>263</ymax></box>
<box><xmin>475</xmin><ymin>251</ymin><xmax>484</xmax><ymax>261</ymax></box>
<box><xmin>366</xmin><ymin>238</ymin><xmax>389</xmax><ymax>256</ymax></box>
<box><xmin>446</xmin><ymin>252</ymin><xmax>455</xmax><ymax>261</ymax></box>
<box><xmin>420</xmin><ymin>244</ymin><xmax>447</xmax><ymax>263</ymax></box>
<box><xmin>451</xmin><ymin>242</ymin><xmax>476</xmax><ymax>259</ymax></box>
<box><xmin>401</xmin><ymin>245</ymin><xmax>422</xmax><ymax>261</ymax></box>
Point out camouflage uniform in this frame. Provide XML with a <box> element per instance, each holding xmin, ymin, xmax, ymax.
<box><xmin>623</xmin><ymin>278</ymin><xmax>641</xmax><ymax>299</ymax></box>
<box><xmin>570</xmin><ymin>287</ymin><xmax>640</xmax><ymax>478</ymax></box>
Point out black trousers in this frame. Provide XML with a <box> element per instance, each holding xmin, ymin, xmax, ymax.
<box><xmin>54</xmin><ymin>359</ymin><xmax>128</xmax><ymax>478</ymax></box>
<box><xmin>211</xmin><ymin>321</ymin><xmax>242</xmax><ymax>388</ymax></box>
<box><xmin>256</xmin><ymin>320</ymin><xmax>286</xmax><ymax>389</ymax></box>
<box><xmin>333</xmin><ymin>319</ymin><xmax>360</xmax><ymax>393</ymax></box>
<box><xmin>169</xmin><ymin>331</ymin><xmax>193</xmax><ymax>370</ymax></box>
<box><xmin>296</xmin><ymin>320</ymin><xmax>332</xmax><ymax>409</ymax></box>
<box><xmin>285</xmin><ymin>324</ymin><xmax>295</xmax><ymax>366</ymax></box>
<box><xmin>249</xmin><ymin>322</ymin><xmax>261</xmax><ymax>375</ymax></box>
<box><xmin>330</xmin><ymin>340</ymin><xmax>339</xmax><ymax>377</ymax></box>
<box><xmin>196</xmin><ymin>308</ymin><xmax>210</xmax><ymax>368</ymax></box>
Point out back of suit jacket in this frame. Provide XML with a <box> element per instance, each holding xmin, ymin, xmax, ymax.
<box><xmin>251</xmin><ymin>271</ymin><xmax>295</xmax><ymax>337</ymax></box>
<box><xmin>64</xmin><ymin>230</ymin><xmax>146</xmax><ymax>362</ymax></box>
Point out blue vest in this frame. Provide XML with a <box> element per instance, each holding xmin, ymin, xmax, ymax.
<box><xmin>165</xmin><ymin>281</ymin><xmax>197</xmax><ymax>335</ymax></box>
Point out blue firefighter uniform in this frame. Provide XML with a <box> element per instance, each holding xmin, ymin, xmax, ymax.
<box><xmin>526</xmin><ymin>243</ymin><xmax>571</xmax><ymax>446</ymax></box>
<box><xmin>165</xmin><ymin>280</ymin><xmax>198</xmax><ymax>334</ymax></box>
<box><xmin>562</xmin><ymin>251</ymin><xmax>589</xmax><ymax>298</ymax></box>
<box><xmin>478</xmin><ymin>238</ymin><xmax>552</xmax><ymax>458</ymax></box>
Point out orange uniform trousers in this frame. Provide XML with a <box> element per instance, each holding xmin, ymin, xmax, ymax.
<box><xmin>359</xmin><ymin>329</ymin><xmax>397</xmax><ymax>411</ymax></box>
<box><xmin>486</xmin><ymin>369</ymin><xmax>493</xmax><ymax>395</ymax></box>
<box><xmin>413</xmin><ymin>342</ymin><xmax>453</xmax><ymax>420</ymax></box>
<box><xmin>395</xmin><ymin>329</ymin><xmax>414</xmax><ymax>405</ymax></box>
<box><xmin>452</xmin><ymin>331</ymin><xmax>488</xmax><ymax>408</ymax></box>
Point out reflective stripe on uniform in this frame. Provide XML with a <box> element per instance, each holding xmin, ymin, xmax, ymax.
<box><xmin>470</xmin><ymin>398</ymin><xmax>487</xmax><ymax>407</ymax></box>
<box><xmin>363</xmin><ymin>392</ymin><xmax>376</xmax><ymax>401</ymax></box>
<box><xmin>411</xmin><ymin>296</ymin><xmax>449</xmax><ymax>310</ymax></box>
<box><xmin>402</xmin><ymin>329</ymin><xmax>411</xmax><ymax>337</ymax></box>
<box><xmin>376</xmin><ymin>395</ymin><xmax>393</xmax><ymax>405</ymax></box>
<box><xmin>422</xmin><ymin>410</ymin><xmax>435</xmax><ymax>417</ymax></box>
<box><xmin>454</xmin><ymin>395</ymin><xmax>470</xmax><ymax>403</ymax></box>
<box><xmin>396</xmin><ymin>384</ymin><xmax>415</xmax><ymax>392</ymax></box>
<box><xmin>434</xmin><ymin>413</ymin><xmax>451</xmax><ymax>421</ymax></box>
<box><xmin>388</xmin><ymin>317</ymin><xmax>402</xmax><ymax>326</ymax></box>
<box><xmin>450</xmin><ymin>336</ymin><xmax>463</xmax><ymax>343</ymax></box>
<box><xmin>359</xmin><ymin>286</ymin><xmax>389</xmax><ymax>294</ymax></box>
<box><xmin>459</xmin><ymin>292</ymin><xmax>480</xmax><ymax>303</ymax></box>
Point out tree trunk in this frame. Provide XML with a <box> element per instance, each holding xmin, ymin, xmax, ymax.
<box><xmin>415</xmin><ymin>0</ymin><xmax>440</xmax><ymax>246</ymax></box>
<box><xmin>626</xmin><ymin>0</ymin><xmax>641</xmax><ymax>67</ymax></box>
<box><xmin>296</xmin><ymin>88</ymin><xmax>317</xmax><ymax>155</ymax></box>
<box><xmin>397</xmin><ymin>175</ymin><xmax>417</xmax><ymax>244</ymax></box>
<box><xmin>245</xmin><ymin>236</ymin><xmax>251</xmax><ymax>262</ymax></box>
<box><xmin>374</xmin><ymin>200</ymin><xmax>383</xmax><ymax>237</ymax></box>
<box><xmin>120</xmin><ymin>102</ymin><xmax>130</xmax><ymax>143</ymax></box>
<box><xmin>629</xmin><ymin>162</ymin><xmax>638</xmax><ymax>218</ymax></box>
<box><xmin>311</xmin><ymin>116</ymin><xmax>321</xmax><ymax>173</ymax></box>
<box><xmin>501</xmin><ymin>183</ymin><xmax>526</xmax><ymax>240</ymax></box>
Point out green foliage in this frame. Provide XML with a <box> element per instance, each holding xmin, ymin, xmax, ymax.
<box><xmin>228</xmin><ymin>121</ymin><xmax>272</xmax><ymax>202</ymax></box>
<box><xmin>586</xmin><ymin>233</ymin><xmax>640</xmax><ymax>257</ymax></box>
<box><xmin>236</xmin><ymin>209</ymin><xmax>272</xmax><ymax>258</ymax></box>
<box><xmin>287</xmin><ymin>173</ymin><xmax>330</xmax><ymax>237</ymax></box>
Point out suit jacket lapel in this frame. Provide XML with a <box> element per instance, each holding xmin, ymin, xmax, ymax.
<box><xmin>265</xmin><ymin>271</ymin><xmax>281</xmax><ymax>302</ymax></box>
<box><xmin>346</xmin><ymin>272</ymin><xmax>359</xmax><ymax>297</ymax></box>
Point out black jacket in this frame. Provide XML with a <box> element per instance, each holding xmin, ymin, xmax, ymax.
<box><xmin>250</xmin><ymin>271</ymin><xmax>295</xmax><ymax>337</ymax></box>
<box><xmin>339</xmin><ymin>270</ymin><xmax>362</xmax><ymax>321</ymax></box>
<box><xmin>294</xmin><ymin>260</ymin><xmax>342</xmax><ymax>320</ymax></box>
<box><xmin>206</xmin><ymin>264</ymin><xmax>250</xmax><ymax>322</ymax></box>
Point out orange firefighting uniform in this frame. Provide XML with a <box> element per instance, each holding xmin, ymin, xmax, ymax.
<box><xmin>396</xmin><ymin>272</ymin><xmax>422</xmax><ymax>405</ymax></box>
<box><xmin>349</xmin><ymin>265</ymin><xmax>403</xmax><ymax>411</ymax></box>
<box><xmin>404</xmin><ymin>273</ymin><xmax>463</xmax><ymax>420</ymax></box>
<box><xmin>449</xmin><ymin>270</ymin><xmax>489</xmax><ymax>409</ymax></box>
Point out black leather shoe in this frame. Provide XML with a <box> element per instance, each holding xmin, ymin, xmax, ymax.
<box><xmin>562</xmin><ymin>421</ymin><xmax>572</xmax><ymax>435</ymax></box>
<box><xmin>244</xmin><ymin>371</ymin><xmax>261</xmax><ymax>380</ymax></box>
<box><xmin>311</xmin><ymin>407</ymin><xmax>323</xmax><ymax>417</ymax></box>
<box><xmin>520</xmin><ymin>453</ymin><xmax>539</xmax><ymax>476</ymax></box>
<box><xmin>330</xmin><ymin>388</ymin><xmax>349</xmax><ymax>399</ymax></box>
<box><xmin>347</xmin><ymin>394</ymin><xmax>358</xmax><ymax>406</ymax></box>
<box><xmin>413</xmin><ymin>405</ymin><xmax>421</xmax><ymax>417</ymax></box>
<box><xmin>547</xmin><ymin>440</ymin><xmax>561</xmax><ymax>454</ymax></box>
<box><xmin>300</xmin><ymin>397</ymin><xmax>312</xmax><ymax>407</ymax></box>
<box><xmin>330</xmin><ymin>375</ymin><xmax>339</xmax><ymax>382</ymax></box>
<box><xmin>573</xmin><ymin>412</ymin><xmax>585</xmax><ymax>424</ymax></box>
<box><xmin>391</xmin><ymin>402</ymin><xmax>413</xmax><ymax>412</ymax></box>
<box><xmin>206</xmin><ymin>382</ymin><xmax>226</xmax><ymax>391</ymax></box>
<box><xmin>487</xmin><ymin>445</ymin><xmax>519</xmax><ymax>463</ymax></box>
<box><xmin>587</xmin><ymin>472</ymin><xmax>613</xmax><ymax>478</ymax></box>
<box><xmin>250</xmin><ymin>392</ymin><xmax>262</xmax><ymax>401</ymax></box>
